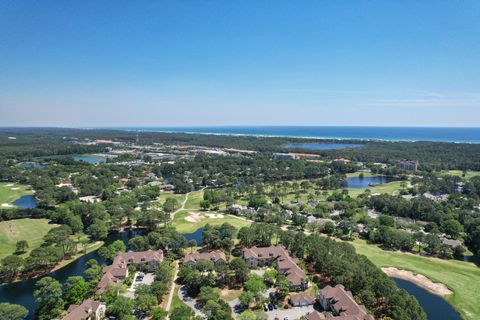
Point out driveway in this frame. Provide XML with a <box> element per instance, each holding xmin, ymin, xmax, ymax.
<box><xmin>265</xmin><ymin>305</ymin><xmax>317</xmax><ymax>320</ymax></box>
<box><xmin>178</xmin><ymin>285</ymin><xmax>206</xmax><ymax>318</ymax></box>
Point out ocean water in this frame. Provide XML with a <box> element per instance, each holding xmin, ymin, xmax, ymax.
<box><xmin>104</xmin><ymin>126</ymin><xmax>480</xmax><ymax>143</ymax></box>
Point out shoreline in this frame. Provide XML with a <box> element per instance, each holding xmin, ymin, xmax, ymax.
<box><xmin>382</xmin><ymin>267</ymin><xmax>453</xmax><ymax>297</ymax></box>
<box><xmin>88</xmin><ymin>126</ymin><xmax>480</xmax><ymax>144</ymax></box>
<box><xmin>0</xmin><ymin>241</ymin><xmax>104</xmax><ymax>286</ymax></box>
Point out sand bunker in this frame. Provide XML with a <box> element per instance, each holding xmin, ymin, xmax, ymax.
<box><xmin>10</xmin><ymin>187</ymin><xmax>19</xmax><ymax>190</ymax></box>
<box><xmin>4</xmin><ymin>184</ymin><xmax>14</xmax><ymax>187</ymax></box>
<box><xmin>1</xmin><ymin>203</ymin><xmax>11</xmax><ymax>207</ymax></box>
<box><xmin>185</xmin><ymin>212</ymin><xmax>204</xmax><ymax>223</ymax></box>
<box><xmin>382</xmin><ymin>267</ymin><xmax>452</xmax><ymax>296</ymax></box>
<box><xmin>205</xmin><ymin>213</ymin><xmax>224</xmax><ymax>219</ymax></box>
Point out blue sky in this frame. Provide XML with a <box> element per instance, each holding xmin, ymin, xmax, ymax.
<box><xmin>1</xmin><ymin>1</ymin><xmax>479</xmax><ymax>127</ymax></box>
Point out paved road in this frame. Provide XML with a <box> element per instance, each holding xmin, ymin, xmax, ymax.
<box><xmin>178</xmin><ymin>285</ymin><xmax>206</xmax><ymax>318</ymax></box>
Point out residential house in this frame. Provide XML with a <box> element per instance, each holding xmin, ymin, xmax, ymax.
<box><xmin>96</xmin><ymin>250</ymin><xmax>163</xmax><ymax>294</ymax></box>
<box><xmin>242</xmin><ymin>246</ymin><xmax>309</xmax><ymax>290</ymax></box>
<box><xmin>63</xmin><ymin>299</ymin><xmax>106</xmax><ymax>320</ymax></box>
<box><xmin>318</xmin><ymin>285</ymin><xmax>374</xmax><ymax>320</ymax></box>
<box><xmin>289</xmin><ymin>293</ymin><xmax>315</xmax><ymax>307</ymax></box>
<box><xmin>184</xmin><ymin>251</ymin><xmax>227</xmax><ymax>267</ymax></box>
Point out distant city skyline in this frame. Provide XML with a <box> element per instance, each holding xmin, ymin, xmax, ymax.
<box><xmin>1</xmin><ymin>1</ymin><xmax>480</xmax><ymax>127</ymax></box>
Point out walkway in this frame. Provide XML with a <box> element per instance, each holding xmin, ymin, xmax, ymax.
<box><xmin>164</xmin><ymin>260</ymin><xmax>179</xmax><ymax>318</ymax></box>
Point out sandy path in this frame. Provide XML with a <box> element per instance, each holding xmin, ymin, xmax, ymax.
<box><xmin>382</xmin><ymin>267</ymin><xmax>453</xmax><ymax>296</ymax></box>
<box><xmin>165</xmin><ymin>260</ymin><xmax>179</xmax><ymax>317</ymax></box>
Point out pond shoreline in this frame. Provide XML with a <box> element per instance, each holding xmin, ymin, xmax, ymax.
<box><xmin>382</xmin><ymin>267</ymin><xmax>453</xmax><ymax>296</ymax></box>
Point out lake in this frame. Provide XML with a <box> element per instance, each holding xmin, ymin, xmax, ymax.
<box><xmin>285</xmin><ymin>142</ymin><xmax>363</xmax><ymax>150</ymax></box>
<box><xmin>73</xmin><ymin>155</ymin><xmax>106</xmax><ymax>164</ymax></box>
<box><xmin>393</xmin><ymin>278</ymin><xmax>462</xmax><ymax>320</ymax></box>
<box><xmin>34</xmin><ymin>154</ymin><xmax>107</xmax><ymax>164</ymax></box>
<box><xmin>12</xmin><ymin>195</ymin><xmax>37</xmax><ymax>209</ymax></box>
<box><xmin>0</xmin><ymin>230</ymin><xmax>141</xmax><ymax>319</ymax></box>
<box><xmin>346</xmin><ymin>176</ymin><xmax>394</xmax><ymax>189</ymax></box>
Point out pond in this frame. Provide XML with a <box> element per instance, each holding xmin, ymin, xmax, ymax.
<box><xmin>12</xmin><ymin>195</ymin><xmax>37</xmax><ymax>209</ymax></box>
<box><xmin>393</xmin><ymin>278</ymin><xmax>462</xmax><ymax>320</ymax></box>
<box><xmin>346</xmin><ymin>176</ymin><xmax>394</xmax><ymax>189</ymax></box>
<box><xmin>285</xmin><ymin>143</ymin><xmax>363</xmax><ymax>150</ymax></box>
<box><xmin>73</xmin><ymin>155</ymin><xmax>107</xmax><ymax>164</ymax></box>
<box><xmin>183</xmin><ymin>227</ymin><xmax>204</xmax><ymax>245</ymax></box>
<box><xmin>33</xmin><ymin>154</ymin><xmax>107</xmax><ymax>164</ymax></box>
<box><xmin>0</xmin><ymin>230</ymin><xmax>142</xmax><ymax>319</ymax></box>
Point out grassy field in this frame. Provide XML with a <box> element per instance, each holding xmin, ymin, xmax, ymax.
<box><xmin>184</xmin><ymin>190</ymin><xmax>205</xmax><ymax>209</ymax></box>
<box><xmin>443</xmin><ymin>170</ymin><xmax>480</xmax><ymax>180</ymax></box>
<box><xmin>351</xmin><ymin>239</ymin><xmax>480</xmax><ymax>320</ymax></box>
<box><xmin>170</xmin><ymin>285</ymin><xmax>190</xmax><ymax>311</ymax></box>
<box><xmin>172</xmin><ymin>209</ymin><xmax>252</xmax><ymax>233</ymax></box>
<box><xmin>0</xmin><ymin>183</ymin><xmax>33</xmax><ymax>206</ymax></box>
<box><xmin>0</xmin><ymin>218</ymin><xmax>56</xmax><ymax>259</ymax></box>
<box><xmin>157</xmin><ymin>191</ymin><xmax>187</xmax><ymax>205</ymax></box>
<box><xmin>346</xmin><ymin>180</ymin><xmax>405</xmax><ymax>197</ymax></box>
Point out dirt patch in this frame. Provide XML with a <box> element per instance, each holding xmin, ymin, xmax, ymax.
<box><xmin>220</xmin><ymin>288</ymin><xmax>243</xmax><ymax>301</ymax></box>
<box><xmin>382</xmin><ymin>267</ymin><xmax>453</xmax><ymax>296</ymax></box>
<box><xmin>205</xmin><ymin>213</ymin><xmax>224</xmax><ymax>219</ymax></box>
<box><xmin>185</xmin><ymin>212</ymin><xmax>204</xmax><ymax>223</ymax></box>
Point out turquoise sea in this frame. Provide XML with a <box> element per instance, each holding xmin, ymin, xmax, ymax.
<box><xmin>103</xmin><ymin>126</ymin><xmax>480</xmax><ymax>143</ymax></box>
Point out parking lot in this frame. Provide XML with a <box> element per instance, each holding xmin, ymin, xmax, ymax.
<box><xmin>123</xmin><ymin>272</ymin><xmax>155</xmax><ymax>298</ymax></box>
<box><xmin>266</xmin><ymin>305</ymin><xmax>317</xmax><ymax>320</ymax></box>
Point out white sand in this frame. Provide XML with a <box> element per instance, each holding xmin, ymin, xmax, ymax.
<box><xmin>382</xmin><ymin>267</ymin><xmax>453</xmax><ymax>296</ymax></box>
<box><xmin>185</xmin><ymin>212</ymin><xmax>203</xmax><ymax>223</ymax></box>
<box><xmin>1</xmin><ymin>203</ymin><xmax>11</xmax><ymax>207</ymax></box>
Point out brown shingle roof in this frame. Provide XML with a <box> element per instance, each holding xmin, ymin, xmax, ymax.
<box><xmin>320</xmin><ymin>285</ymin><xmax>374</xmax><ymax>320</ymax></box>
<box><xmin>307</xmin><ymin>311</ymin><xmax>326</xmax><ymax>320</ymax></box>
<box><xmin>63</xmin><ymin>299</ymin><xmax>104</xmax><ymax>320</ymax></box>
<box><xmin>184</xmin><ymin>250</ymin><xmax>226</xmax><ymax>264</ymax></box>
<box><xmin>96</xmin><ymin>250</ymin><xmax>163</xmax><ymax>294</ymax></box>
<box><xmin>242</xmin><ymin>246</ymin><xmax>307</xmax><ymax>287</ymax></box>
<box><xmin>289</xmin><ymin>293</ymin><xmax>315</xmax><ymax>305</ymax></box>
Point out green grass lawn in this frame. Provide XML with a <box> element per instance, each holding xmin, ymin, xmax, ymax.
<box><xmin>172</xmin><ymin>209</ymin><xmax>252</xmax><ymax>233</ymax></box>
<box><xmin>443</xmin><ymin>170</ymin><xmax>480</xmax><ymax>180</ymax></box>
<box><xmin>184</xmin><ymin>190</ymin><xmax>205</xmax><ymax>209</ymax></box>
<box><xmin>345</xmin><ymin>180</ymin><xmax>405</xmax><ymax>198</ymax></box>
<box><xmin>351</xmin><ymin>239</ymin><xmax>480</xmax><ymax>320</ymax></box>
<box><xmin>0</xmin><ymin>218</ymin><xmax>56</xmax><ymax>259</ymax></box>
<box><xmin>0</xmin><ymin>183</ymin><xmax>33</xmax><ymax>206</ymax></box>
<box><xmin>157</xmin><ymin>192</ymin><xmax>187</xmax><ymax>206</ymax></box>
<box><xmin>346</xmin><ymin>172</ymin><xmax>376</xmax><ymax>178</ymax></box>
<box><xmin>170</xmin><ymin>285</ymin><xmax>191</xmax><ymax>312</ymax></box>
